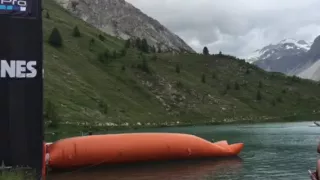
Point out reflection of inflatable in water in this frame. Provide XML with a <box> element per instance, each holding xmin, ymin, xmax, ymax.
<box><xmin>47</xmin><ymin>133</ymin><xmax>244</xmax><ymax>169</ymax></box>
<box><xmin>49</xmin><ymin>157</ymin><xmax>243</xmax><ymax>180</ymax></box>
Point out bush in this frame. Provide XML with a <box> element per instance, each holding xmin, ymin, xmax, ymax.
<box><xmin>98</xmin><ymin>34</ymin><xmax>105</xmax><ymax>41</ymax></box>
<box><xmin>72</xmin><ymin>26</ymin><xmax>81</xmax><ymax>37</ymax></box>
<box><xmin>90</xmin><ymin>38</ymin><xmax>95</xmax><ymax>44</ymax></box>
<box><xmin>98</xmin><ymin>100</ymin><xmax>108</xmax><ymax>114</ymax></box>
<box><xmin>48</xmin><ymin>27</ymin><xmax>63</xmax><ymax>47</ymax></box>
<box><xmin>97</xmin><ymin>49</ymin><xmax>110</xmax><ymax>64</ymax></box>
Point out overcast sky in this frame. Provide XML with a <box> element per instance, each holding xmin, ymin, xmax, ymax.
<box><xmin>125</xmin><ymin>0</ymin><xmax>320</xmax><ymax>58</ymax></box>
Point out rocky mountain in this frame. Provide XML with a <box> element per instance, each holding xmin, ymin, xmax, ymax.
<box><xmin>247</xmin><ymin>39</ymin><xmax>311</xmax><ymax>74</ymax></box>
<box><xmin>53</xmin><ymin>0</ymin><xmax>195</xmax><ymax>53</ymax></box>
<box><xmin>297</xmin><ymin>36</ymin><xmax>320</xmax><ymax>81</ymax></box>
<box><xmin>298</xmin><ymin>59</ymin><xmax>320</xmax><ymax>81</ymax></box>
<box><xmin>248</xmin><ymin>36</ymin><xmax>320</xmax><ymax>81</ymax></box>
<box><xmin>247</xmin><ymin>39</ymin><xmax>311</xmax><ymax>63</ymax></box>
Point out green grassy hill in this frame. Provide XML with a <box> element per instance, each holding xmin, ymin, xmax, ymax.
<box><xmin>43</xmin><ymin>0</ymin><xmax>320</xmax><ymax>133</ymax></box>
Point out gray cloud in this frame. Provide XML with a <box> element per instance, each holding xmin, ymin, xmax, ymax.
<box><xmin>125</xmin><ymin>0</ymin><xmax>320</xmax><ymax>58</ymax></box>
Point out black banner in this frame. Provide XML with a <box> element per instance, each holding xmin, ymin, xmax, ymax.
<box><xmin>0</xmin><ymin>0</ymin><xmax>43</xmax><ymax>178</ymax></box>
<box><xmin>0</xmin><ymin>0</ymin><xmax>34</xmax><ymax>17</ymax></box>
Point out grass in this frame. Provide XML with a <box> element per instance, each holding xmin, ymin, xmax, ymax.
<box><xmin>0</xmin><ymin>169</ymin><xmax>35</xmax><ymax>180</ymax></box>
<box><xmin>43</xmin><ymin>0</ymin><xmax>320</xmax><ymax>137</ymax></box>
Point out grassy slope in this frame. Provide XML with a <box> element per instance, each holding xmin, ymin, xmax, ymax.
<box><xmin>44</xmin><ymin>0</ymin><xmax>320</xmax><ymax>132</ymax></box>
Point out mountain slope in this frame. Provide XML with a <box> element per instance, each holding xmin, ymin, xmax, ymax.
<box><xmin>298</xmin><ymin>59</ymin><xmax>320</xmax><ymax>81</ymax></box>
<box><xmin>43</xmin><ymin>0</ymin><xmax>320</xmax><ymax>134</ymax></box>
<box><xmin>52</xmin><ymin>0</ymin><xmax>194</xmax><ymax>53</ymax></box>
<box><xmin>296</xmin><ymin>36</ymin><xmax>320</xmax><ymax>81</ymax></box>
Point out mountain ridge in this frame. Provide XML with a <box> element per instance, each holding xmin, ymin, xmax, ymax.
<box><xmin>53</xmin><ymin>0</ymin><xmax>195</xmax><ymax>53</ymax></box>
<box><xmin>247</xmin><ymin>38</ymin><xmax>311</xmax><ymax>64</ymax></box>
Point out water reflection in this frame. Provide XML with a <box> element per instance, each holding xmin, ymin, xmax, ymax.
<box><xmin>48</xmin><ymin>157</ymin><xmax>243</xmax><ymax>180</ymax></box>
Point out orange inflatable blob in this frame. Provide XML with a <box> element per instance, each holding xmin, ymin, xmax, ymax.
<box><xmin>48</xmin><ymin>133</ymin><xmax>244</xmax><ymax>169</ymax></box>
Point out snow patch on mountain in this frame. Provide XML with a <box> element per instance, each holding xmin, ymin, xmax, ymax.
<box><xmin>246</xmin><ymin>38</ymin><xmax>311</xmax><ymax>63</ymax></box>
<box><xmin>280</xmin><ymin>39</ymin><xmax>311</xmax><ymax>51</ymax></box>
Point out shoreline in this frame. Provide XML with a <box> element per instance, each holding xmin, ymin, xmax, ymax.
<box><xmin>45</xmin><ymin>113</ymin><xmax>320</xmax><ymax>140</ymax></box>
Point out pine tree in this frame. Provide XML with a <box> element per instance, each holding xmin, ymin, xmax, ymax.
<box><xmin>125</xmin><ymin>39</ymin><xmax>131</xmax><ymax>48</ymax></box>
<box><xmin>256</xmin><ymin>90</ymin><xmax>262</xmax><ymax>100</ymax></box>
<box><xmin>226</xmin><ymin>83</ymin><xmax>231</xmax><ymax>90</ymax></box>
<box><xmin>203</xmin><ymin>46</ymin><xmax>209</xmax><ymax>55</ymax></box>
<box><xmin>120</xmin><ymin>48</ymin><xmax>127</xmax><ymax>56</ymax></box>
<box><xmin>234</xmin><ymin>82</ymin><xmax>240</xmax><ymax>90</ymax></box>
<box><xmin>135</xmin><ymin>38</ymin><xmax>142</xmax><ymax>50</ymax></box>
<box><xmin>212</xmin><ymin>72</ymin><xmax>216</xmax><ymax>79</ymax></box>
<box><xmin>48</xmin><ymin>27</ymin><xmax>63</xmax><ymax>47</ymax></box>
<box><xmin>45</xmin><ymin>11</ymin><xmax>50</xmax><ymax>19</ymax></box>
<box><xmin>201</xmin><ymin>74</ymin><xmax>206</xmax><ymax>83</ymax></box>
<box><xmin>151</xmin><ymin>46</ymin><xmax>156</xmax><ymax>53</ymax></box>
<box><xmin>112</xmin><ymin>50</ymin><xmax>117</xmax><ymax>58</ymax></box>
<box><xmin>98</xmin><ymin>53</ymin><xmax>105</xmax><ymax>63</ymax></box>
<box><xmin>141</xmin><ymin>56</ymin><xmax>150</xmax><ymax>74</ymax></box>
<box><xmin>44</xmin><ymin>100</ymin><xmax>60</xmax><ymax>128</ymax></box>
<box><xmin>141</xmin><ymin>38</ymin><xmax>149</xmax><ymax>53</ymax></box>
<box><xmin>72</xmin><ymin>26</ymin><xmax>81</xmax><ymax>37</ymax></box>
<box><xmin>104</xmin><ymin>49</ymin><xmax>110</xmax><ymax>59</ymax></box>
<box><xmin>121</xmin><ymin>65</ymin><xmax>126</xmax><ymax>71</ymax></box>
<box><xmin>258</xmin><ymin>81</ymin><xmax>263</xmax><ymax>88</ymax></box>
<box><xmin>175</xmin><ymin>64</ymin><xmax>180</xmax><ymax>73</ymax></box>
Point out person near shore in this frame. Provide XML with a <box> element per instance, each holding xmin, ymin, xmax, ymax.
<box><xmin>310</xmin><ymin>144</ymin><xmax>320</xmax><ymax>180</ymax></box>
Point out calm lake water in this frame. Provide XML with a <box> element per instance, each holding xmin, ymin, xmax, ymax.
<box><xmin>48</xmin><ymin>122</ymin><xmax>320</xmax><ymax>180</ymax></box>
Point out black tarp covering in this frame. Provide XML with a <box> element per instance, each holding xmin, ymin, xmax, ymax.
<box><xmin>0</xmin><ymin>0</ymin><xmax>43</xmax><ymax>178</ymax></box>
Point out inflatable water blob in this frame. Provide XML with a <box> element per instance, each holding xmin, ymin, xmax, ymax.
<box><xmin>47</xmin><ymin>133</ymin><xmax>244</xmax><ymax>169</ymax></box>
<box><xmin>48</xmin><ymin>158</ymin><xmax>243</xmax><ymax>180</ymax></box>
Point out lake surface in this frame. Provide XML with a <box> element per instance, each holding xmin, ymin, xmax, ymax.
<box><xmin>48</xmin><ymin>122</ymin><xmax>320</xmax><ymax>180</ymax></box>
